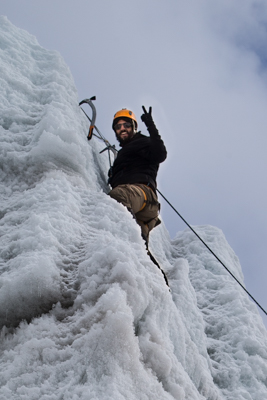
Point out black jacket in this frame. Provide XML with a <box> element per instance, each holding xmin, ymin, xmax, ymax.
<box><xmin>108</xmin><ymin>126</ymin><xmax>167</xmax><ymax>190</ymax></box>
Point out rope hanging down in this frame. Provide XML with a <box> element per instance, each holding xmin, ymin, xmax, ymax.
<box><xmin>79</xmin><ymin>97</ymin><xmax>267</xmax><ymax>317</ymax></box>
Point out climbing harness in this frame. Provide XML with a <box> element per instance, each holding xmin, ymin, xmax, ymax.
<box><xmin>137</xmin><ymin>187</ymin><xmax>148</xmax><ymax>212</ymax></box>
<box><xmin>79</xmin><ymin>97</ymin><xmax>267</xmax><ymax>314</ymax></box>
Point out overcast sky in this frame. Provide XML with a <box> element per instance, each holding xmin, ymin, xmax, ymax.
<box><xmin>2</xmin><ymin>0</ymin><xmax>267</xmax><ymax>325</ymax></box>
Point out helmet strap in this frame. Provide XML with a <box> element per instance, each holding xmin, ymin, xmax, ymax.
<box><xmin>133</xmin><ymin>120</ymin><xmax>137</xmax><ymax>133</ymax></box>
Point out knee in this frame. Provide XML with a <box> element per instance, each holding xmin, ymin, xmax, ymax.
<box><xmin>109</xmin><ymin>186</ymin><xmax>131</xmax><ymax>209</ymax></box>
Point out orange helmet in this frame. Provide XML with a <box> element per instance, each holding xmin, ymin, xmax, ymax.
<box><xmin>112</xmin><ymin>109</ymin><xmax>138</xmax><ymax>131</ymax></box>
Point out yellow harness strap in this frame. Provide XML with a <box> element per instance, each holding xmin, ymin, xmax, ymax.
<box><xmin>138</xmin><ymin>187</ymin><xmax>148</xmax><ymax>212</ymax></box>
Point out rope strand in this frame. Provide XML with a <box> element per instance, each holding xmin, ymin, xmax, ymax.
<box><xmin>157</xmin><ymin>188</ymin><xmax>267</xmax><ymax>316</ymax></box>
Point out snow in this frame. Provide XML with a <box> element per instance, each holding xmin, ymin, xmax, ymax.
<box><xmin>0</xmin><ymin>16</ymin><xmax>267</xmax><ymax>400</ymax></box>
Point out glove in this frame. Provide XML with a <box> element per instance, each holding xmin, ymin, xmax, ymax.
<box><xmin>141</xmin><ymin>106</ymin><xmax>154</xmax><ymax>128</ymax></box>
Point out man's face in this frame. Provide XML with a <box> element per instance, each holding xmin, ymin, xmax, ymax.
<box><xmin>114</xmin><ymin>119</ymin><xmax>135</xmax><ymax>145</ymax></box>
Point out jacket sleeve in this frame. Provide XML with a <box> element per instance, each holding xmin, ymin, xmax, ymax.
<box><xmin>144</xmin><ymin>123</ymin><xmax>167</xmax><ymax>163</ymax></box>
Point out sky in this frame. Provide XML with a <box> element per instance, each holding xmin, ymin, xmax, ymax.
<box><xmin>2</xmin><ymin>0</ymin><xmax>267</xmax><ymax>324</ymax></box>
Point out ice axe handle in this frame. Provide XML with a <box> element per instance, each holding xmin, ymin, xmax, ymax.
<box><xmin>88</xmin><ymin>125</ymin><xmax>94</xmax><ymax>140</ymax></box>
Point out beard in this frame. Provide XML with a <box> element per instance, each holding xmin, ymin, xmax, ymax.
<box><xmin>116</xmin><ymin>131</ymin><xmax>135</xmax><ymax>146</ymax></box>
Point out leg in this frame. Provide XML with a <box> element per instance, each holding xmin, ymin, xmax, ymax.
<box><xmin>109</xmin><ymin>184</ymin><xmax>160</xmax><ymax>244</ymax></box>
<box><xmin>135</xmin><ymin>185</ymin><xmax>161</xmax><ymax>243</ymax></box>
<box><xmin>109</xmin><ymin>184</ymin><xmax>147</xmax><ymax>214</ymax></box>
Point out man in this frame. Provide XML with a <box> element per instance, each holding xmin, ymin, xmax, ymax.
<box><xmin>108</xmin><ymin>106</ymin><xmax>167</xmax><ymax>246</ymax></box>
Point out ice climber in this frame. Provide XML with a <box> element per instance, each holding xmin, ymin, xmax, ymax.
<box><xmin>108</xmin><ymin>106</ymin><xmax>167</xmax><ymax>245</ymax></box>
